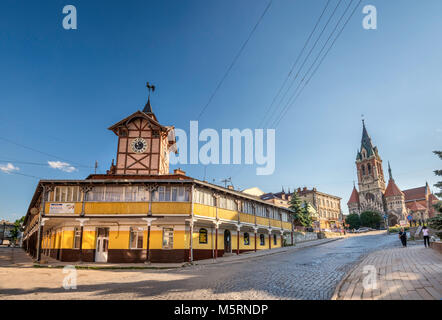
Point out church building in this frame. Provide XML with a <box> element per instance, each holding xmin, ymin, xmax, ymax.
<box><xmin>347</xmin><ymin>121</ymin><xmax>439</xmax><ymax>226</ymax></box>
<box><xmin>22</xmin><ymin>85</ymin><xmax>293</xmax><ymax>264</ymax></box>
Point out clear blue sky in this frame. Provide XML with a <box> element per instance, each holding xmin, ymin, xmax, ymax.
<box><xmin>1</xmin><ymin>0</ymin><xmax>441</xmax><ymax>221</ymax></box>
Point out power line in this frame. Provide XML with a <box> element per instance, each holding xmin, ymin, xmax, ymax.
<box><xmin>262</xmin><ymin>0</ymin><xmax>343</xmax><ymax>128</ymax></box>
<box><xmin>0</xmin><ymin>137</ymin><xmax>93</xmax><ymax>168</ymax></box>
<box><xmin>197</xmin><ymin>0</ymin><xmax>273</xmax><ymax>120</ymax></box>
<box><xmin>273</xmin><ymin>0</ymin><xmax>362</xmax><ymax>128</ymax></box>
<box><xmin>0</xmin><ymin>160</ymin><xmax>53</xmax><ymax>167</ymax></box>
<box><xmin>258</xmin><ymin>0</ymin><xmax>332</xmax><ymax>128</ymax></box>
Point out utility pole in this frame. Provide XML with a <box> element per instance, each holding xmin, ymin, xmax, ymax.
<box><xmin>221</xmin><ymin>177</ymin><xmax>232</xmax><ymax>188</ymax></box>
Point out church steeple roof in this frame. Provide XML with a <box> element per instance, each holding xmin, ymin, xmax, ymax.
<box><xmin>360</xmin><ymin>119</ymin><xmax>375</xmax><ymax>157</ymax></box>
<box><xmin>347</xmin><ymin>185</ymin><xmax>360</xmax><ymax>205</ymax></box>
<box><xmin>384</xmin><ymin>163</ymin><xmax>403</xmax><ymax>197</ymax></box>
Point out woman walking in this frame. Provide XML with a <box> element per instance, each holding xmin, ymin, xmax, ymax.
<box><xmin>422</xmin><ymin>226</ymin><xmax>430</xmax><ymax>248</ymax></box>
<box><xmin>398</xmin><ymin>228</ymin><xmax>407</xmax><ymax>247</ymax></box>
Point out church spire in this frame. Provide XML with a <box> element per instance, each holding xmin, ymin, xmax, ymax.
<box><xmin>360</xmin><ymin>119</ymin><xmax>375</xmax><ymax>157</ymax></box>
<box><xmin>388</xmin><ymin>161</ymin><xmax>393</xmax><ymax>180</ymax></box>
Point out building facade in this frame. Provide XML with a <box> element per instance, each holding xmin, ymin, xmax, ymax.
<box><xmin>260</xmin><ymin>187</ymin><xmax>341</xmax><ymax>231</ymax></box>
<box><xmin>22</xmin><ymin>91</ymin><xmax>293</xmax><ymax>263</ymax></box>
<box><xmin>296</xmin><ymin>187</ymin><xmax>342</xmax><ymax>231</ymax></box>
<box><xmin>347</xmin><ymin>121</ymin><xmax>439</xmax><ymax>226</ymax></box>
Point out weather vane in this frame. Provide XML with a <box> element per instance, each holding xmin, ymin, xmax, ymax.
<box><xmin>146</xmin><ymin>82</ymin><xmax>155</xmax><ymax>98</ymax></box>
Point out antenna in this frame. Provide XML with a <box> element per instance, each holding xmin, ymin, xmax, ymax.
<box><xmin>221</xmin><ymin>177</ymin><xmax>232</xmax><ymax>188</ymax></box>
<box><xmin>94</xmin><ymin>161</ymin><xmax>98</xmax><ymax>174</ymax></box>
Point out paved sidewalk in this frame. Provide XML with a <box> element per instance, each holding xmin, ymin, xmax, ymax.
<box><xmin>333</xmin><ymin>245</ymin><xmax>442</xmax><ymax>300</ymax></box>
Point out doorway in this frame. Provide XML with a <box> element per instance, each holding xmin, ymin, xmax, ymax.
<box><xmin>95</xmin><ymin>228</ymin><xmax>109</xmax><ymax>262</ymax></box>
<box><xmin>224</xmin><ymin>230</ymin><xmax>231</xmax><ymax>253</ymax></box>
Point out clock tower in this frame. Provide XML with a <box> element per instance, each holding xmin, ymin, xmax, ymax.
<box><xmin>107</xmin><ymin>84</ymin><xmax>176</xmax><ymax>175</ymax></box>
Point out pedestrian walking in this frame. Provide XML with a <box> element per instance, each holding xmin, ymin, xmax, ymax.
<box><xmin>422</xmin><ymin>226</ymin><xmax>430</xmax><ymax>248</ymax></box>
<box><xmin>398</xmin><ymin>228</ymin><xmax>407</xmax><ymax>247</ymax></box>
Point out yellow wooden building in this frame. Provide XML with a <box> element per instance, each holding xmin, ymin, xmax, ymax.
<box><xmin>22</xmin><ymin>88</ymin><xmax>293</xmax><ymax>263</ymax></box>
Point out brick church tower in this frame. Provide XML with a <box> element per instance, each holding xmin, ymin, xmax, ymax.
<box><xmin>348</xmin><ymin>120</ymin><xmax>386</xmax><ymax>215</ymax></box>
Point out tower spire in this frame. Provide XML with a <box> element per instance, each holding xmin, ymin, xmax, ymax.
<box><xmin>143</xmin><ymin>82</ymin><xmax>155</xmax><ymax>114</ymax></box>
<box><xmin>388</xmin><ymin>161</ymin><xmax>393</xmax><ymax>180</ymax></box>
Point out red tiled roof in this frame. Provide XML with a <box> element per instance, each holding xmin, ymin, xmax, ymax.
<box><xmin>407</xmin><ymin>201</ymin><xmax>426</xmax><ymax>211</ymax></box>
<box><xmin>403</xmin><ymin>186</ymin><xmax>426</xmax><ymax>202</ymax></box>
<box><xmin>384</xmin><ymin>179</ymin><xmax>403</xmax><ymax>197</ymax></box>
<box><xmin>86</xmin><ymin>174</ymin><xmax>192</xmax><ymax>180</ymax></box>
<box><xmin>347</xmin><ymin>186</ymin><xmax>359</xmax><ymax>205</ymax></box>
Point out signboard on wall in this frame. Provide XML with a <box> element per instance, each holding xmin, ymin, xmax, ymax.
<box><xmin>49</xmin><ymin>203</ymin><xmax>75</xmax><ymax>214</ymax></box>
<box><xmin>399</xmin><ymin>220</ymin><xmax>407</xmax><ymax>227</ymax></box>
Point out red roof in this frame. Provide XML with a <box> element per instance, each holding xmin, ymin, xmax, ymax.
<box><xmin>407</xmin><ymin>201</ymin><xmax>426</xmax><ymax>211</ymax></box>
<box><xmin>384</xmin><ymin>179</ymin><xmax>403</xmax><ymax>197</ymax></box>
<box><xmin>403</xmin><ymin>186</ymin><xmax>426</xmax><ymax>202</ymax></box>
<box><xmin>347</xmin><ymin>186</ymin><xmax>359</xmax><ymax>205</ymax></box>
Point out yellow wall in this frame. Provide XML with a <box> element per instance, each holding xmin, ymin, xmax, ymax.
<box><xmin>218</xmin><ymin>208</ymin><xmax>238</xmax><ymax>221</ymax></box>
<box><xmin>151</xmin><ymin>202</ymin><xmax>191</xmax><ymax>215</ymax></box>
<box><xmin>194</xmin><ymin>203</ymin><xmax>216</xmax><ymax>218</ymax></box>
<box><xmin>61</xmin><ymin>230</ymin><xmax>74</xmax><ymax>249</ymax></box>
<box><xmin>85</xmin><ymin>202</ymin><xmax>148</xmax><ymax>215</ymax></box>
<box><xmin>256</xmin><ymin>217</ymin><xmax>270</xmax><ymax>227</ymax></box>
<box><xmin>239</xmin><ymin>213</ymin><xmax>255</xmax><ymax>224</ymax></box>
<box><xmin>108</xmin><ymin>230</ymin><xmax>130</xmax><ymax>249</ymax></box>
<box><xmin>82</xmin><ymin>230</ymin><xmax>96</xmax><ymax>249</ymax></box>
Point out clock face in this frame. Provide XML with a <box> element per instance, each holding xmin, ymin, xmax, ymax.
<box><xmin>131</xmin><ymin>138</ymin><xmax>147</xmax><ymax>153</ymax></box>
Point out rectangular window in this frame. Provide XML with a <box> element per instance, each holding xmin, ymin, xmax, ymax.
<box><xmin>73</xmin><ymin>227</ymin><xmax>81</xmax><ymax>249</ymax></box>
<box><xmin>162</xmin><ymin>228</ymin><xmax>174</xmax><ymax>249</ymax></box>
<box><xmin>130</xmin><ymin>227</ymin><xmax>144</xmax><ymax>249</ymax></box>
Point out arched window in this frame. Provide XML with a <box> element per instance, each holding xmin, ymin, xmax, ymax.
<box><xmin>199</xmin><ymin>228</ymin><xmax>208</xmax><ymax>244</ymax></box>
<box><xmin>244</xmin><ymin>233</ymin><xmax>250</xmax><ymax>245</ymax></box>
<box><xmin>361</xmin><ymin>165</ymin><xmax>366</xmax><ymax>176</ymax></box>
<box><xmin>367</xmin><ymin>163</ymin><xmax>372</xmax><ymax>175</ymax></box>
<box><xmin>260</xmin><ymin>234</ymin><xmax>265</xmax><ymax>246</ymax></box>
<box><xmin>273</xmin><ymin>234</ymin><xmax>277</xmax><ymax>245</ymax></box>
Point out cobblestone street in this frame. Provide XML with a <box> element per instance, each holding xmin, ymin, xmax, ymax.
<box><xmin>0</xmin><ymin>233</ymin><xmax>401</xmax><ymax>300</ymax></box>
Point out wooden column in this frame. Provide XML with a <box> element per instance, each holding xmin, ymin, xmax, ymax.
<box><xmin>215</xmin><ymin>225</ymin><xmax>218</xmax><ymax>259</ymax></box>
<box><xmin>146</xmin><ymin>224</ymin><xmax>151</xmax><ymax>262</ymax></box>
<box><xmin>254</xmin><ymin>231</ymin><xmax>257</xmax><ymax>252</ymax></box>
<box><xmin>236</xmin><ymin>227</ymin><xmax>240</xmax><ymax>255</ymax></box>
<box><xmin>142</xmin><ymin>218</ymin><xmax>156</xmax><ymax>264</ymax></box>
<box><xmin>79</xmin><ymin>226</ymin><xmax>84</xmax><ymax>262</ymax></box>
<box><xmin>188</xmin><ymin>221</ymin><xmax>194</xmax><ymax>263</ymax></box>
<box><xmin>269</xmin><ymin>232</ymin><xmax>271</xmax><ymax>250</ymax></box>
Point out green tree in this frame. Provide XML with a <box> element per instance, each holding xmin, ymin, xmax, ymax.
<box><xmin>299</xmin><ymin>201</ymin><xmax>313</xmax><ymax>228</ymax></box>
<box><xmin>288</xmin><ymin>191</ymin><xmax>303</xmax><ymax>226</ymax></box>
<box><xmin>9</xmin><ymin>216</ymin><xmax>24</xmax><ymax>242</ymax></box>
<box><xmin>434</xmin><ymin>151</ymin><xmax>442</xmax><ymax>198</ymax></box>
<box><xmin>360</xmin><ymin>211</ymin><xmax>382</xmax><ymax>229</ymax></box>
<box><xmin>345</xmin><ymin>213</ymin><xmax>361</xmax><ymax>230</ymax></box>
<box><xmin>428</xmin><ymin>213</ymin><xmax>442</xmax><ymax>238</ymax></box>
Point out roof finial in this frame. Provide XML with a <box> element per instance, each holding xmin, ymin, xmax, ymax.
<box><xmin>143</xmin><ymin>82</ymin><xmax>156</xmax><ymax>113</ymax></box>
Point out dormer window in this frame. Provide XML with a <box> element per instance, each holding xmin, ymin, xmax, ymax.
<box><xmin>152</xmin><ymin>130</ymin><xmax>160</xmax><ymax>138</ymax></box>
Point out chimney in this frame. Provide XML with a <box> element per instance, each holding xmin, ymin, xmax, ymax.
<box><xmin>174</xmin><ymin>168</ymin><xmax>186</xmax><ymax>176</ymax></box>
<box><xmin>303</xmin><ymin>187</ymin><xmax>307</xmax><ymax>192</ymax></box>
<box><xmin>227</xmin><ymin>185</ymin><xmax>234</xmax><ymax>190</ymax></box>
<box><xmin>297</xmin><ymin>188</ymin><xmax>301</xmax><ymax>193</ymax></box>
